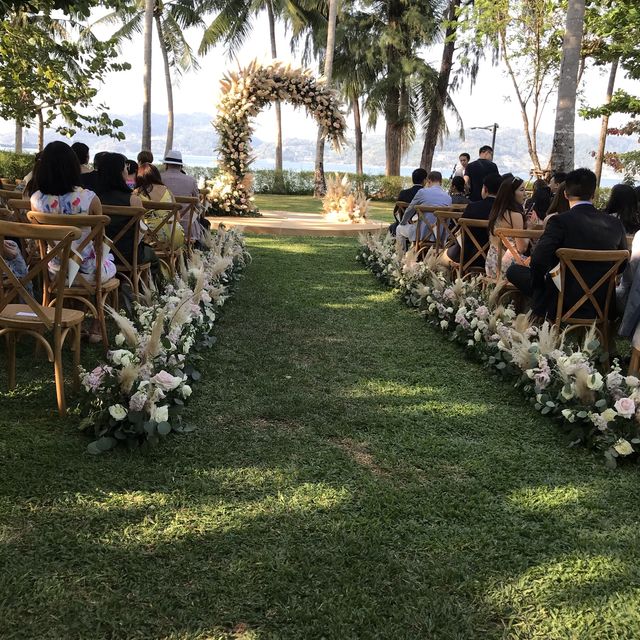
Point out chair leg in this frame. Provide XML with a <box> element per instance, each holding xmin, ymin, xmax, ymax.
<box><xmin>72</xmin><ymin>325</ymin><xmax>81</xmax><ymax>392</ymax></box>
<box><xmin>53</xmin><ymin>333</ymin><xmax>66</xmax><ymax>416</ymax></box>
<box><xmin>630</xmin><ymin>349</ymin><xmax>640</xmax><ymax>376</ymax></box>
<box><xmin>6</xmin><ymin>333</ymin><xmax>16</xmax><ymax>390</ymax></box>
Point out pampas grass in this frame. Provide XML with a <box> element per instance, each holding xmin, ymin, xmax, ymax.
<box><xmin>105</xmin><ymin>306</ymin><xmax>139</xmax><ymax>348</ymax></box>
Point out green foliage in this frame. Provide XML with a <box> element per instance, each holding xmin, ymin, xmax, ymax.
<box><xmin>0</xmin><ymin>151</ymin><xmax>35</xmax><ymax>181</ymax></box>
<box><xmin>0</xmin><ymin>12</ymin><xmax>128</xmax><ymax>142</ymax></box>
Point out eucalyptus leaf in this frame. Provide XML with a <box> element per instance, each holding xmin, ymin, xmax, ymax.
<box><xmin>157</xmin><ymin>422</ymin><xmax>171</xmax><ymax>436</ymax></box>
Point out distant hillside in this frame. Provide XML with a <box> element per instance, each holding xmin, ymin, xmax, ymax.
<box><xmin>1</xmin><ymin>111</ymin><xmax>637</xmax><ymax>175</ymax></box>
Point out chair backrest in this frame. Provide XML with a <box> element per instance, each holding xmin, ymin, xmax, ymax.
<box><xmin>100</xmin><ymin>204</ymin><xmax>146</xmax><ymax>274</ymax></box>
<box><xmin>495</xmin><ymin>228</ymin><xmax>544</xmax><ymax>277</ymax></box>
<box><xmin>0</xmin><ymin>207</ymin><xmax>14</xmax><ymax>222</ymax></box>
<box><xmin>394</xmin><ymin>201</ymin><xmax>408</xmax><ymax>223</ymax></box>
<box><xmin>141</xmin><ymin>199</ymin><xmax>182</xmax><ymax>249</ymax></box>
<box><xmin>6</xmin><ymin>198</ymin><xmax>30</xmax><ymax>223</ymax></box>
<box><xmin>458</xmin><ymin>218</ymin><xmax>490</xmax><ymax>276</ymax></box>
<box><xmin>627</xmin><ymin>233</ymin><xmax>635</xmax><ymax>249</ymax></box>
<box><xmin>174</xmin><ymin>195</ymin><xmax>199</xmax><ymax>249</ymax></box>
<box><xmin>26</xmin><ymin>212</ymin><xmax>111</xmax><ymax>296</ymax></box>
<box><xmin>0</xmin><ymin>189</ymin><xmax>24</xmax><ymax>207</ymax></box>
<box><xmin>198</xmin><ymin>188</ymin><xmax>208</xmax><ymax>206</ymax></box>
<box><xmin>450</xmin><ymin>203</ymin><xmax>468</xmax><ymax>211</ymax></box>
<box><xmin>0</xmin><ymin>220</ymin><xmax>80</xmax><ymax>329</ymax></box>
<box><xmin>434</xmin><ymin>210</ymin><xmax>463</xmax><ymax>254</ymax></box>
<box><xmin>555</xmin><ymin>248</ymin><xmax>630</xmax><ymax>324</ymax></box>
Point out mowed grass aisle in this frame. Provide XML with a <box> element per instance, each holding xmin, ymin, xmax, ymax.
<box><xmin>2</xmin><ymin>235</ymin><xmax>640</xmax><ymax>639</ymax></box>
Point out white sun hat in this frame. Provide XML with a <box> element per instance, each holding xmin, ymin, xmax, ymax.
<box><xmin>164</xmin><ymin>149</ymin><xmax>183</xmax><ymax>165</ymax></box>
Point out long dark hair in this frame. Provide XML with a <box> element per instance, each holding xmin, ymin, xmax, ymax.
<box><xmin>135</xmin><ymin>163</ymin><xmax>165</xmax><ymax>198</ymax></box>
<box><xmin>606</xmin><ymin>183</ymin><xmax>640</xmax><ymax>233</ymax></box>
<box><xmin>34</xmin><ymin>141</ymin><xmax>81</xmax><ymax>196</ymax></box>
<box><xmin>488</xmin><ymin>176</ymin><xmax>525</xmax><ymax>235</ymax></box>
<box><xmin>546</xmin><ymin>183</ymin><xmax>570</xmax><ymax>217</ymax></box>
<box><xmin>96</xmin><ymin>152</ymin><xmax>131</xmax><ymax>195</ymax></box>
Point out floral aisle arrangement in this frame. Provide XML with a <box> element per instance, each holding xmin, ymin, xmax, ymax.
<box><xmin>322</xmin><ymin>173</ymin><xmax>369</xmax><ymax>223</ymax></box>
<box><xmin>210</xmin><ymin>60</ymin><xmax>346</xmax><ymax>217</ymax></box>
<box><xmin>357</xmin><ymin>232</ymin><xmax>640</xmax><ymax>468</ymax></box>
<box><xmin>79</xmin><ymin>226</ymin><xmax>250</xmax><ymax>454</ymax></box>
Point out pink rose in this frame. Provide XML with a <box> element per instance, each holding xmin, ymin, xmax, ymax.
<box><xmin>476</xmin><ymin>305</ymin><xmax>489</xmax><ymax>320</ymax></box>
<box><xmin>151</xmin><ymin>370</ymin><xmax>183</xmax><ymax>391</ymax></box>
<box><xmin>614</xmin><ymin>397</ymin><xmax>636</xmax><ymax>419</ymax></box>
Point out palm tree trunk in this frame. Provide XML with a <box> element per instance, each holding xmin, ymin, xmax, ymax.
<box><xmin>353</xmin><ymin>96</ymin><xmax>363</xmax><ymax>175</ymax></box>
<box><xmin>14</xmin><ymin>121</ymin><xmax>22</xmax><ymax>154</ymax></box>
<box><xmin>385</xmin><ymin>85</ymin><xmax>402</xmax><ymax>176</ymax></box>
<box><xmin>141</xmin><ymin>0</ymin><xmax>154</xmax><ymax>152</ymax></box>
<box><xmin>266</xmin><ymin>1</ymin><xmax>283</xmax><ymax>179</ymax></box>
<box><xmin>314</xmin><ymin>0</ymin><xmax>339</xmax><ymax>197</ymax></box>
<box><xmin>37</xmin><ymin>110</ymin><xmax>44</xmax><ymax>152</ymax></box>
<box><xmin>549</xmin><ymin>0</ymin><xmax>586</xmax><ymax>172</ymax></box>
<box><xmin>594</xmin><ymin>57</ymin><xmax>618</xmax><ymax>189</ymax></box>
<box><xmin>155</xmin><ymin>14</ymin><xmax>174</xmax><ymax>157</ymax></box>
<box><xmin>420</xmin><ymin>0</ymin><xmax>461</xmax><ymax>171</ymax></box>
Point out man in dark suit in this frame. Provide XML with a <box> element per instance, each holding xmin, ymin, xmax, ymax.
<box><xmin>464</xmin><ymin>145</ymin><xmax>499</xmax><ymax>201</ymax></box>
<box><xmin>445</xmin><ymin>172</ymin><xmax>502</xmax><ymax>268</ymax></box>
<box><xmin>389</xmin><ymin>168</ymin><xmax>427</xmax><ymax>236</ymax></box>
<box><xmin>506</xmin><ymin>168</ymin><xmax>627</xmax><ymax>318</ymax></box>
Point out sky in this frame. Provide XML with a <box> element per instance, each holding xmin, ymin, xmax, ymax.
<box><xmin>82</xmin><ymin>9</ymin><xmax>640</xmax><ymax>142</ymax></box>
<box><xmin>2</xmin><ymin>8</ymin><xmax>639</xmax><ymax>148</ymax></box>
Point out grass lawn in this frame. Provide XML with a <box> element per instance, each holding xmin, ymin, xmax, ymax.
<box><xmin>254</xmin><ymin>193</ymin><xmax>395</xmax><ymax>223</ymax></box>
<box><xmin>2</xmin><ymin>234</ymin><xmax>640</xmax><ymax>638</ymax></box>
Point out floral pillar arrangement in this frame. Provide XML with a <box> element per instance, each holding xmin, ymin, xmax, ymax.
<box><xmin>322</xmin><ymin>173</ymin><xmax>370</xmax><ymax>223</ymax></box>
<box><xmin>208</xmin><ymin>60</ymin><xmax>346</xmax><ymax>217</ymax></box>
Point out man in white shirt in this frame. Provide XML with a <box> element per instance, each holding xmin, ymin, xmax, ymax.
<box><xmin>396</xmin><ymin>171</ymin><xmax>453</xmax><ymax>246</ymax></box>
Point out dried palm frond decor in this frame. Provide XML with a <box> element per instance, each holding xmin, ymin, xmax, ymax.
<box><xmin>322</xmin><ymin>173</ymin><xmax>369</xmax><ymax>224</ymax></box>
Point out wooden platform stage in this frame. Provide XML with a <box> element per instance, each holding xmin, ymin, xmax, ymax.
<box><xmin>207</xmin><ymin>210</ymin><xmax>388</xmax><ymax>237</ymax></box>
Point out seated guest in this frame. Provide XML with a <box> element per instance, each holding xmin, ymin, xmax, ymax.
<box><xmin>506</xmin><ymin>168</ymin><xmax>627</xmax><ymax>318</ymax></box>
<box><xmin>464</xmin><ymin>145</ymin><xmax>499</xmax><ymax>201</ymax></box>
<box><xmin>389</xmin><ymin>168</ymin><xmax>427</xmax><ymax>236</ymax></box>
<box><xmin>485</xmin><ymin>176</ymin><xmax>528</xmax><ymax>278</ymax></box>
<box><xmin>446</xmin><ymin>172</ymin><xmax>502</xmax><ymax>268</ymax></box>
<box><xmin>543</xmin><ymin>183</ymin><xmax>570</xmax><ymax>227</ymax></box>
<box><xmin>95</xmin><ymin>152</ymin><xmax>157</xmax><ymax>274</ymax></box>
<box><xmin>71</xmin><ymin>142</ymin><xmax>92</xmax><ymax>174</ymax></box>
<box><xmin>449</xmin><ymin>176</ymin><xmax>470</xmax><ymax>205</ymax></box>
<box><xmin>125</xmin><ymin>159</ymin><xmax>138</xmax><ymax>189</ymax></box>
<box><xmin>21</xmin><ymin>151</ymin><xmax>42</xmax><ymax>196</ymax></box>
<box><xmin>134</xmin><ymin>163</ymin><xmax>185</xmax><ymax>249</ymax></box>
<box><xmin>396</xmin><ymin>171</ymin><xmax>452</xmax><ymax>246</ymax></box>
<box><xmin>605</xmin><ymin>183</ymin><xmax>640</xmax><ymax>234</ymax></box>
<box><xmin>160</xmin><ymin>149</ymin><xmax>204</xmax><ymax>241</ymax></box>
<box><xmin>549</xmin><ymin>171</ymin><xmax>567</xmax><ymax>196</ymax></box>
<box><xmin>137</xmin><ymin>150</ymin><xmax>153</xmax><ymax>165</ymax></box>
<box><xmin>525</xmin><ymin>179</ymin><xmax>551</xmax><ymax>221</ymax></box>
<box><xmin>1</xmin><ymin>240</ymin><xmax>31</xmax><ymax>295</ymax></box>
<box><xmin>80</xmin><ymin>151</ymin><xmax>108</xmax><ymax>191</ymax></box>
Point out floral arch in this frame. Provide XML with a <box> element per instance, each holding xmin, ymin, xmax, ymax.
<box><xmin>208</xmin><ymin>60</ymin><xmax>347</xmax><ymax>216</ymax></box>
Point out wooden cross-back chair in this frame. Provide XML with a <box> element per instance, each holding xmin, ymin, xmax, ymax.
<box><xmin>449</xmin><ymin>203</ymin><xmax>468</xmax><ymax>211</ymax></box>
<box><xmin>100</xmin><ymin>205</ymin><xmax>150</xmax><ymax>299</ymax></box>
<box><xmin>413</xmin><ymin>205</ymin><xmax>450</xmax><ymax>260</ymax></box>
<box><xmin>0</xmin><ymin>189</ymin><xmax>23</xmax><ymax>207</ymax></box>
<box><xmin>6</xmin><ymin>199</ymin><xmax>40</xmax><ymax>265</ymax></box>
<box><xmin>393</xmin><ymin>201</ymin><xmax>408</xmax><ymax>224</ymax></box>
<box><xmin>627</xmin><ymin>234</ymin><xmax>636</xmax><ymax>250</ymax></box>
<box><xmin>27</xmin><ymin>213</ymin><xmax>119</xmax><ymax>352</ymax></box>
<box><xmin>434</xmin><ymin>210</ymin><xmax>464</xmax><ymax>255</ymax></box>
<box><xmin>140</xmin><ymin>200</ymin><xmax>183</xmax><ymax>278</ymax></box>
<box><xmin>198</xmin><ymin>188</ymin><xmax>209</xmax><ymax>207</ymax></box>
<box><xmin>457</xmin><ymin>218</ymin><xmax>490</xmax><ymax>279</ymax></box>
<box><xmin>174</xmin><ymin>195</ymin><xmax>199</xmax><ymax>256</ymax></box>
<box><xmin>554</xmin><ymin>248</ymin><xmax>629</xmax><ymax>356</ymax></box>
<box><xmin>0</xmin><ymin>220</ymin><xmax>83</xmax><ymax>415</ymax></box>
<box><xmin>494</xmin><ymin>228</ymin><xmax>544</xmax><ymax>278</ymax></box>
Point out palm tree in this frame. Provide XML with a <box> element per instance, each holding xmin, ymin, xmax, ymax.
<box><xmin>199</xmin><ymin>0</ymin><xmax>319</xmax><ymax>176</ymax></box>
<box><xmin>312</xmin><ymin>0</ymin><xmax>338</xmax><ymax>196</ymax></box>
<box><xmin>98</xmin><ymin>0</ymin><xmax>203</xmax><ymax>155</ymax></box>
<box><xmin>420</xmin><ymin>0</ymin><xmax>462</xmax><ymax>171</ymax></box>
<box><xmin>549</xmin><ymin>0</ymin><xmax>586</xmax><ymax>172</ymax></box>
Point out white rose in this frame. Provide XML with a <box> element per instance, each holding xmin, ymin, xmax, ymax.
<box><xmin>474</xmin><ymin>330</ymin><xmax>482</xmax><ymax>342</ymax></box>
<box><xmin>625</xmin><ymin>375</ymin><xmax>640</xmax><ymax>388</ymax></box>
<box><xmin>600</xmin><ymin>408</ymin><xmax>617</xmax><ymax>423</ymax></box>
<box><xmin>181</xmin><ymin>384</ymin><xmax>192</xmax><ymax>398</ymax></box>
<box><xmin>108</xmin><ymin>404</ymin><xmax>128</xmax><ymax>421</ymax></box>
<box><xmin>561</xmin><ymin>409</ymin><xmax>575</xmax><ymax>422</ymax></box>
<box><xmin>440</xmin><ymin>320</ymin><xmax>448</xmax><ymax>330</ymax></box>
<box><xmin>587</xmin><ymin>371</ymin><xmax>604</xmax><ymax>391</ymax></box>
<box><xmin>110</xmin><ymin>349</ymin><xmax>132</xmax><ymax>366</ymax></box>
<box><xmin>115</xmin><ymin>333</ymin><xmax>125</xmax><ymax>346</ymax></box>
<box><xmin>152</xmin><ymin>405</ymin><xmax>169</xmax><ymax>423</ymax></box>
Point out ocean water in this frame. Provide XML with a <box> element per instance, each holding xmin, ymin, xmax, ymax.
<box><xmin>182</xmin><ymin>155</ymin><xmax>627</xmax><ymax>188</ymax></box>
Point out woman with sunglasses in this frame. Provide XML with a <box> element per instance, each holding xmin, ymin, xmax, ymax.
<box><xmin>486</xmin><ymin>176</ymin><xmax>529</xmax><ymax>278</ymax></box>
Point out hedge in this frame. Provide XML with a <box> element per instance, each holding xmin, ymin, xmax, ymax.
<box><xmin>0</xmin><ymin>151</ymin><xmax>36</xmax><ymax>182</ymax></box>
